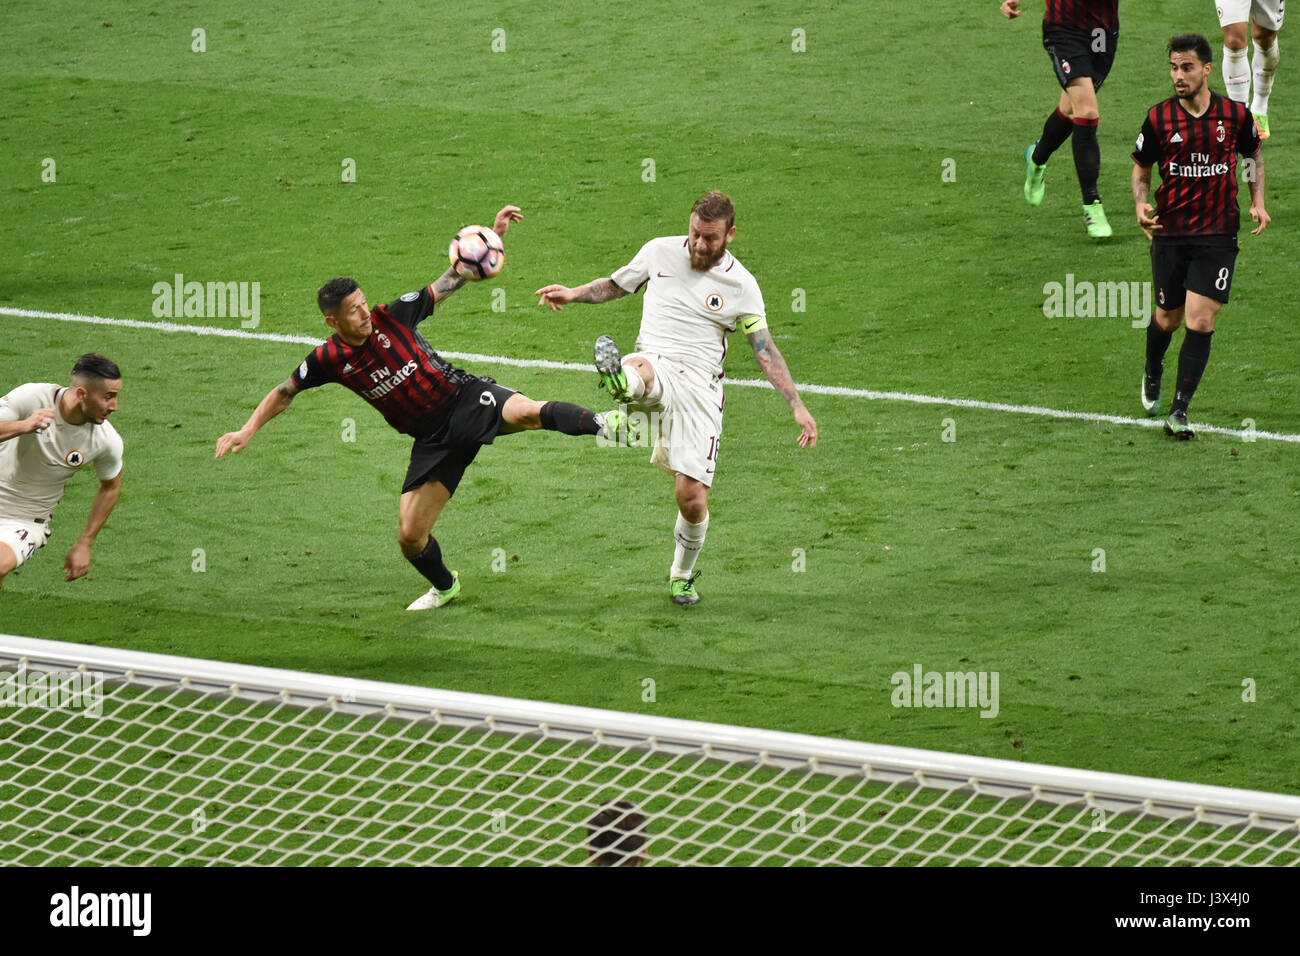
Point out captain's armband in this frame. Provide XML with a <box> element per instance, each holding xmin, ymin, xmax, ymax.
<box><xmin>739</xmin><ymin>314</ymin><xmax>768</xmax><ymax>335</ymax></box>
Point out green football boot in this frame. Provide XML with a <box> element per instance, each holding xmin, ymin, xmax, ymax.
<box><xmin>406</xmin><ymin>570</ymin><xmax>460</xmax><ymax>610</ymax></box>
<box><xmin>594</xmin><ymin>335</ymin><xmax>631</xmax><ymax>401</ymax></box>
<box><xmin>670</xmin><ymin>572</ymin><xmax>701</xmax><ymax>606</ymax></box>
<box><xmin>1023</xmin><ymin>144</ymin><xmax>1047</xmax><ymax>206</ymax></box>
<box><xmin>1164</xmin><ymin>409</ymin><xmax>1195</xmax><ymax>440</ymax></box>
<box><xmin>1255</xmin><ymin>113</ymin><xmax>1270</xmax><ymax>140</ymax></box>
<box><xmin>1083</xmin><ymin>201</ymin><xmax>1112</xmax><ymax>238</ymax></box>
<box><xmin>596</xmin><ymin>408</ymin><xmax>643</xmax><ymax>446</ymax></box>
<box><xmin>1141</xmin><ymin>368</ymin><xmax>1162</xmax><ymax>416</ymax></box>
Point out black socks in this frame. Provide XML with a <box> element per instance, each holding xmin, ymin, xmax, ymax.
<box><xmin>407</xmin><ymin>535</ymin><xmax>454</xmax><ymax>590</ymax></box>
<box><xmin>539</xmin><ymin>401</ymin><xmax>600</xmax><ymax>436</ymax></box>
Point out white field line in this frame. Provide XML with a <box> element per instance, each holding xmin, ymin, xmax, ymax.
<box><xmin>5</xmin><ymin>306</ymin><xmax>1298</xmax><ymax>444</ymax></box>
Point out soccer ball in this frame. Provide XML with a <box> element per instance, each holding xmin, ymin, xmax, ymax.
<box><xmin>449</xmin><ymin>225</ymin><xmax>505</xmax><ymax>280</ymax></box>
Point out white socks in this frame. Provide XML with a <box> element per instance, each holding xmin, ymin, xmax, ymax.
<box><xmin>1252</xmin><ymin>40</ymin><xmax>1280</xmax><ymax>115</ymax></box>
<box><xmin>670</xmin><ymin>511</ymin><xmax>708</xmax><ymax>580</ymax></box>
<box><xmin>1224</xmin><ymin>45</ymin><xmax>1251</xmax><ymax>103</ymax></box>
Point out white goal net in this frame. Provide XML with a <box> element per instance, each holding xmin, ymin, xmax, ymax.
<box><xmin>2</xmin><ymin>634</ymin><xmax>1298</xmax><ymax>866</ymax></box>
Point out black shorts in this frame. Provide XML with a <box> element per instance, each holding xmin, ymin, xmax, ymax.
<box><xmin>1151</xmin><ymin>236</ymin><xmax>1239</xmax><ymax>310</ymax></box>
<box><xmin>402</xmin><ymin>377</ymin><xmax>518</xmax><ymax>496</ymax></box>
<box><xmin>1043</xmin><ymin>26</ymin><xmax>1118</xmax><ymax>91</ymax></box>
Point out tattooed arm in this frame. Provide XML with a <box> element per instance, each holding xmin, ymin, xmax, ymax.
<box><xmin>534</xmin><ymin>277</ymin><xmax>629</xmax><ymax>311</ymax></box>
<box><xmin>430</xmin><ymin>266</ymin><xmax>467</xmax><ymax>306</ymax></box>
<box><xmin>433</xmin><ymin>205</ymin><xmax>523</xmax><ymax>306</ymax></box>
<box><xmin>1132</xmin><ymin>163</ymin><xmax>1161</xmax><ymax>240</ymax></box>
<box><xmin>747</xmin><ymin>327</ymin><xmax>818</xmax><ymax>448</ymax></box>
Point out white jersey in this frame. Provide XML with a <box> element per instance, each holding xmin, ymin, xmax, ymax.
<box><xmin>0</xmin><ymin>383</ymin><xmax>124</xmax><ymax>522</ymax></box>
<box><xmin>611</xmin><ymin>236</ymin><xmax>766</xmax><ymax>380</ymax></box>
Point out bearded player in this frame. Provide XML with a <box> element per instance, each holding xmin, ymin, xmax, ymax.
<box><xmin>217</xmin><ymin>206</ymin><xmax>638</xmax><ymax>610</ymax></box>
<box><xmin>535</xmin><ymin>191</ymin><xmax>818</xmax><ymax>606</ymax></box>
<box><xmin>0</xmin><ymin>354</ymin><xmax>124</xmax><ymax>588</ymax></box>
<box><xmin>1132</xmin><ymin>34</ymin><xmax>1268</xmax><ymax>438</ymax></box>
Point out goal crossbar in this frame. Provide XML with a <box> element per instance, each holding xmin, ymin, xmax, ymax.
<box><xmin>2</xmin><ymin>634</ymin><xmax>1298</xmax><ymax>865</ymax></box>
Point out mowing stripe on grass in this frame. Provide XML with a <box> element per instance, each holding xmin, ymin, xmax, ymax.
<box><xmin>5</xmin><ymin>305</ymin><xmax>1297</xmax><ymax>444</ymax></box>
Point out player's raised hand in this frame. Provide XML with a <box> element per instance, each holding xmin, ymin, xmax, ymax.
<box><xmin>215</xmin><ymin>430</ymin><xmax>250</xmax><ymax>458</ymax></box>
<box><xmin>1249</xmin><ymin>204</ymin><xmax>1270</xmax><ymax>235</ymax></box>
<box><xmin>1136</xmin><ymin>203</ymin><xmax>1162</xmax><ymax>240</ymax></box>
<box><xmin>999</xmin><ymin>0</ymin><xmax>1022</xmax><ymax>18</ymax></box>
<box><xmin>534</xmin><ymin>284</ymin><xmax>576</xmax><ymax>311</ymax></box>
<box><xmin>64</xmin><ymin>541</ymin><xmax>90</xmax><ymax>581</ymax></box>
<box><xmin>493</xmin><ymin>205</ymin><xmax>523</xmax><ymax>237</ymax></box>
<box><xmin>25</xmin><ymin>408</ymin><xmax>56</xmax><ymax>433</ymax></box>
<box><xmin>794</xmin><ymin>406</ymin><xmax>818</xmax><ymax>449</ymax></box>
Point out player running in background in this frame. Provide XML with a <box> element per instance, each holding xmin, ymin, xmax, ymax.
<box><xmin>1218</xmin><ymin>0</ymin><xmax>1284</xmax><ymax>139</ymax></box>
<box><xmin>1132</xmin><ymin>34</ymin><xmax>1268</xmax><ymax>439</ymax></box>
<box><xmin>0</xmin><ymin>354</ymin><xmax>124</xmax><ymax>588</ymax></box>
<box><xmin>586</xmin><ymin>800</ymin><xmax>648</xmax><ymax>866</ymax></box>
<box><xmin>216</xmin><ymin>206</ymin><xmax>638</xmax><ymax>610</ymax></box>
<box><xmin>1000</xmin><ymin>0</ymin><xmax>1121</xmax><ymax>238</ymax></box>
<box><xmin>535</xmin><ymin>191</ymin><xmax>817</xmax><ymax>606</ymax></box>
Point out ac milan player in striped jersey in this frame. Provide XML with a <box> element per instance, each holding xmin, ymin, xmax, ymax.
<box><xmin>215</xmin><ymin>206</ymin><xmax>639</xmax><ymax>610</ymax></box>
<box><xmin>1131</xmin><ymin>34</ymin><xmax>1269</xmax><ymax>439</ymax></box>
<box><xmin>1000</xmin><ymin>0</ymin><xmax>1120</xmax><ymax>238</ymax></box>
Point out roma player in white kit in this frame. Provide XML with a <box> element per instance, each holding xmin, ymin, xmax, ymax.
<box><xmin>536</xmin><ymin>192</ymin><xmax>818</xmax><ymax>605</ymax></box>
<box><xmin>1218</xmin><ymin>0</ymin><xmax>1285</xmax><ymax>139</ymax></box>
<box><xmin>0</xmin><ymin>355</ymin><xmax>124</xmax><ymax>587</ymax></box>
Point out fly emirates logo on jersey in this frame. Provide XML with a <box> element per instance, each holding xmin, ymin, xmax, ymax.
<box><xmin>360</xmin><ymin>360</ymin><xmax>418</xmax><ymax>400</ymax></box>
<box><xmin>1167</xmin><ymin>151</ymin><xmax>1230</xmax><ymax>178</ymax></box>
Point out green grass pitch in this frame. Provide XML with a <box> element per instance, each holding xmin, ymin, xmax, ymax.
<box><xmin>2</xmin><ymin>0</ymin><xmax>1298</xmax><ymax>808</ymax></box>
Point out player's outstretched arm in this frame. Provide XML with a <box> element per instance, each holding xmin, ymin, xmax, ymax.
<box><xmin>747</xmin><ymin>328</ymin><xmax>818</xmax><ymax>448</ymax></box>
<box><xmin>1132</xmin><ymin>163</ymin><xmax>1161</xmax><ymax>240</ymax></box>
<box><xmin>534</xmin><ymin>278</ymin><xmax>628</xmax><ymax>311</ymax></box>
<box><xmin>215</xmin><ymin>378</ymin><xmax>299</xmax><ymax>458</ymax></box>
<box><xmin>65</xmin><ymin>471</ymin><xmax>122</xmax><ymax>581</ymax></box>
<box><xmin>1246</xmin><ymin>150</ymin><xmax>1269</xmax><ymax>235</ymax></box>
<box><xmin>431</xmin><ymin>205</ymin><xmax>523</xmax><ymax>306</ymax></box>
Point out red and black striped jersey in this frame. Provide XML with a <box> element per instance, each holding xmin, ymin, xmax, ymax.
<box><xmin>1132</xmin><ymin>93</ymin><xmax>1261</xmax><ymax>237</ymax></box>
<box><xmin>291</xmin><ymin>286</ymin><xmax>473</xmax><ymax>437</ymax></box>
<box><xmin>1043</xmin><ymin>0</ymin><xmax>1118</xmax><ymax>31</ymax></box>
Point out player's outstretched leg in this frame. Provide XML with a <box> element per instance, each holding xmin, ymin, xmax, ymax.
<box><xmin>595</xmin><ymin>335</ymin><xmax>632</xmax><ymax>401</ymax></box>
<box><xmin>1023</xmin><ymin>144</ymin><xmax>1047</xmax><ymax>206</ymax></box>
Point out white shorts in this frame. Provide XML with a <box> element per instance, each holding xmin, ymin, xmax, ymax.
<box><xmin>0</xmin><ymin>517</ymin><xmax>51</xmax><ymax>570</ymax></box>
<box><xmin>625</xmin><ymin>352</ymin><xmax>724</xmax><ymax>487</ymax></box>
<box><xmin>1218</xmin><ymin>0</ymin><xmax>1286</xmax><ymax>31</ymax></box>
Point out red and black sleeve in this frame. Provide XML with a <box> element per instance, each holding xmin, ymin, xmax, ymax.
<box><xmin>376</xmin><ymin>286</ymin><xmax>436</xmax><ymax>330</ymax></box>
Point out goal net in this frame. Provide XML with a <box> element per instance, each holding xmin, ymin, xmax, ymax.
<box><xmin>2</xmin><ymin>634</ymin><xmax>1298</xmax><ymax>866</ymax></box>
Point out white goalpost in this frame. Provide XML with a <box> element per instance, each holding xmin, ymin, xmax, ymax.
<box><xmin>2</xmin><ymin>634</ymin><xmax>1298</xmax><ymax>866</ymax></box>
